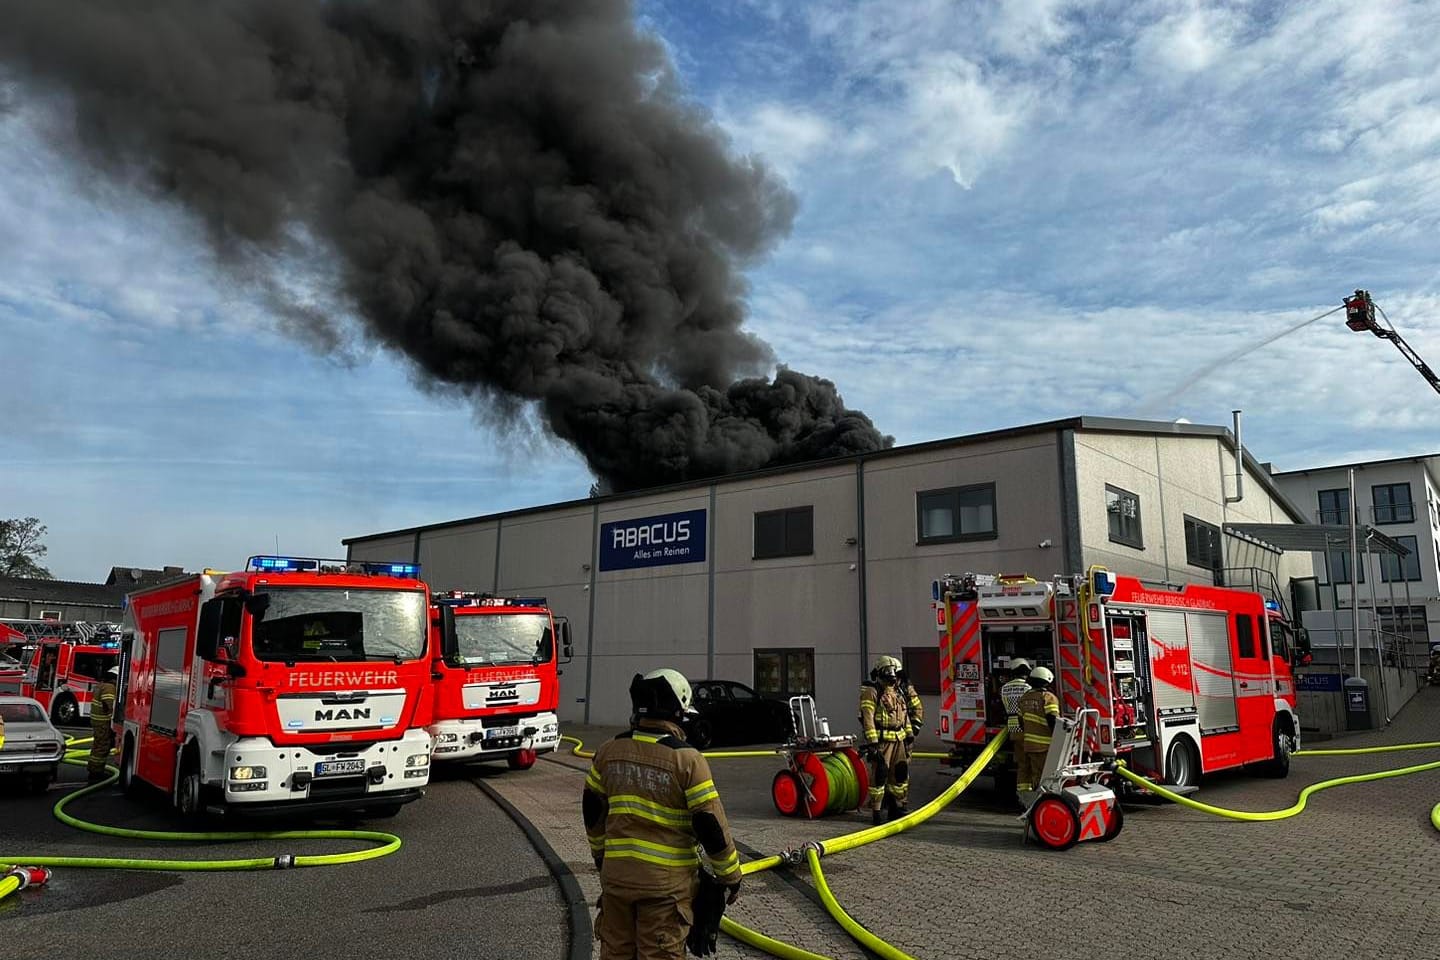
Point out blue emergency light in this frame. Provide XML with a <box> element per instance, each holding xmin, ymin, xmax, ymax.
<box><xmin>249</xmin><ymin>556</ymin><xmax>319</xmax><ymax>572</ymax></box>
<box><xmin>1090</xmin><ymin>568</ymin><xmax>1117</xmax><ymax>598</ymax></box>
<box><xmin>1264</xmin><ymin>599</ymin><xmax>1281</xmax><ymax>611</ymax></box>
<box><xmin>245</xmin><ymin>555</ymin><xmax>422</xmax><ymax>578</ymax></box>
<box><xmin>931</xmin><ymin>580</ymin><xmax>940</xmax><ymax>601</ymax></box>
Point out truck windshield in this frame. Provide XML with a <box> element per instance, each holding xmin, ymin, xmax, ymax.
<box><xmin>454</xmin><ymin>614</ymin><xmax>551</xmax><ymax>666</ymax></box>
<box><xmin>250</xmin><ymin>588</ymin><xmax>427</xmax><ymax>663</ymax></box>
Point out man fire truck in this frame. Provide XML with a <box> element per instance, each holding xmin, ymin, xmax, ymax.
<box><xmin>12</xmin><ymin>625</ymin><xmax>122</xmax><ymax>725</ymax></box>
<box><xmin>115</xmin><ymin>556</ymin><xmax>436</xmax><ymax>819</ymax></box>
<box><xmin>429</xmin><ymin>592</ymin><xmax>571</xmax><ymax>768</ymax></box>
<box><xmin>935</xmin><ymin>567</ymin><xmax>1302</xmax><ymax>791</ymax></box>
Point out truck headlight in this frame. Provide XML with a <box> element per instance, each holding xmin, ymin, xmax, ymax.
<box><xmin>406</xmin><ymin>754</ymin><xmax>429</xmax><ymax>768</ymax></box>
<box><xmin>541</xmin><ymin>723</ymin><xmax>559</xmax><ymax>735</ymax></box>
<box><xmin>438</xmin><ymin>733</ymin><xmax>460</xmax><ymax>744</ymax></box>
<box><xmin>230</xmin><ymin>765</ymin><xmax>267</xmax><ymax>781</ymax></box>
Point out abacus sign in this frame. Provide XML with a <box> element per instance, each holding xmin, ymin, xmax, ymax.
<box><xmin>599</xmin><ymin>509</ymin><xmax>707</xmax><ymax>572</ymax></box>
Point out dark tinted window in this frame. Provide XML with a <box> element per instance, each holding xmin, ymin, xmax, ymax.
<box><xmin>754</xmin><ymin>506</ymin><xmax>814</xmax><ymax>559</ymax></box>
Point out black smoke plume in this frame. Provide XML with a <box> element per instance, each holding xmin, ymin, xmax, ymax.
<box><xmin>0</xmin><ymin>0</ymin><xmax>891</xmax><ymax>491</ymax></box>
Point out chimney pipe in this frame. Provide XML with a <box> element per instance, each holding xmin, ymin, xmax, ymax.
<box><xmin>1225</xmin><ymin>409</ymin><xmax>1245</xmax><ymax>504</ymax></box>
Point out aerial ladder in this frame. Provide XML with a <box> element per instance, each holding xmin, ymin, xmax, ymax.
<box><xmin>1343</xmin><ymin>289</ymin><xmax>1440</xmax><ymax>396</ymax></box>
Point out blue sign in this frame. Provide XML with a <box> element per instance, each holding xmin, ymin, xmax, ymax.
<box><xmin>1296</xmin><ymin>672</ymin><xmax>1342</xmax><ymax>693</ymax></box>
<box><xmin>599</xmin><ymin>509</ymin><xmax>707</xmax><ymax>572</ymax></box>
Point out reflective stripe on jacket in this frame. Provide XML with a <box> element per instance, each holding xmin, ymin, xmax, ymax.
<box><xmin>859</xmin><ymin>682</ymin><xmax>908</xmax><ymax>742</ymax></box>
<box><xmin>584</xmin><ymin>720</ymin><xmax>741</xmax><ymax>896</ymax></box>
<box><xmin>1017</xmin><ymin>688</ymin><xmax>1059</xmax><ymax>751</ymax></box>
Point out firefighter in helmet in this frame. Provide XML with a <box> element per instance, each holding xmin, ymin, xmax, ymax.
<box><xmin>87</xmin><ymin>665</ymin><xmax>119</xmax><ymax>783</ymax></box>
<box><xmin>859</xmin><ymin>655</ymin><xmax>917</xmax><ymax>824</ymax></box>
<box><xmin>1015</xmin><ymin>666</ymin><xmax>1059</xmax><ymax>800</ymax></box>
<box><xmin>583</xmin><ymin>668</ymin><xmax>742</xmax><ymax>960</ymax></box>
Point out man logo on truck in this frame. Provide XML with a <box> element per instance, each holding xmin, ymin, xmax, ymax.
<box><xmin>315</xmin><ymin>707</ymin><xmax>371</xmax><ymax>721</ymax></box>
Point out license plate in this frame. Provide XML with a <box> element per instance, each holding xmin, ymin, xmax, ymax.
<box><xmin>485</xmin><ymin>727</ymin><xmax>519</xmax><ymax>740</ymax></box>
<box><xmin>315</xmin><ymin>759</ymin><xmax>366</xmax><ymax>777</ymax></box>
<box><xmin>0</xmin><ymin>763</ymin><xmax>16</xmax><ymax>774</ymax></box>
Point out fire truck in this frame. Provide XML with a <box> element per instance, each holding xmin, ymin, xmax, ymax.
<box><xmin>429</xmin><ymin>592</ymin><xmax>572</xmax><ymax>767</ymax></box>
<box><xmin>115</xmin><ymin>556</ymin><xmax>436</xmax><ymax>819</ymax></box>
<box><xmin>23</xmin><ymin>635</ymin><xmax>122</xmax><ymax>725</ymax></box>
<box><xmin>936</xmin><ymin>567</ymin><xmax>1302</xmax><ymax>790</ymax></box>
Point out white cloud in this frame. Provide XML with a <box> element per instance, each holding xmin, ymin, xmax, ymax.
<box><xmin>720</xmin><ymin>101</ymin><xmax>834</xmax><ymax>178</ymax></box>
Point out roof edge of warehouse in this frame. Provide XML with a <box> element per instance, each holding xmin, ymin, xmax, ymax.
<box><xmin>1268</xmin><ymin>451</ymin><xmax>1440</xmax><ymax>480</ymax></box>
<box><xmin>343</xmin><ymin>414</ymin><xmax>1307</xmax><ymax>545</ymax></box>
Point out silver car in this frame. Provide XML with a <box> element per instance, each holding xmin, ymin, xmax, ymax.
<box><xmin>0</xmin><ymin>695</ymin><xmax>66</xmax><ymax>794</ymax></box>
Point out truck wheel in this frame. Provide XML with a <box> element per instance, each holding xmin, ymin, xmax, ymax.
<box><xmin>507</xmin><ymin>749</ymin><xmax>537</xmax><ymax>770</ymax></box>
<box><xmin>1164</xmin><ymin>738</ymin><xmax>1200</xmax><ymax>790</ymax></box>
<box><xmin>52</xmin><ymin>694</ymin><xmax>79</xmax><ymax>726</ymax></box>
<box><xmin>1264</xmin><ymin>722</ymin><xmax>1292</xmax><ymax>779</ymax></box>
<box><xmin>120</xmin><ymin>736</ymin><xmax>142</xmax><ymax>798</ymax></box>
<box><xmin>175</xmin><ymin>752</ymin><xmax>207</xmax><ymax>822</ymax></box>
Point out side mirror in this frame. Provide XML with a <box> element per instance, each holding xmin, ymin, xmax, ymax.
<box><xmin>243</xmin><ymin>592</ymin><xmax>271</xmax><ymax>619</ymax></box>
<box><xmin>196</xmin><ymin>599</ymin><xmax>223</xmax><ymax>661</ymax></box>
<box><xmin>557</xmin><ymin>617</ymin><xmax>574</xmax><ymax>664</ymax></box>
<box><xmin>439</xmin><ymin>605</ymin><xmax>457</xmax><ymax>663</ymax></box>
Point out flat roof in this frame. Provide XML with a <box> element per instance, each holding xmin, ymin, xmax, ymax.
<box><xmin>1269</xmin><ymin>452</ymin><xmax>1440</xmax><ymax>486</ymax></box>
<box><xmin>344</xmin><ymin>414</ymin><xmax>1307</xmax><ymax>545</ymax></box>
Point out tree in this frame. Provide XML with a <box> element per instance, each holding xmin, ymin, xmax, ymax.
<box><xmin>0</xmin><ymin>517</ymin><xmax>53</xmax><ymax>579</ymax></box>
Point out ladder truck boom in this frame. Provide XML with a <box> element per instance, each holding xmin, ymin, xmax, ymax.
<box><xmin>1344</xmin><ymin>289</ymin><xmax>1440</xmax><ymax>396</ymax></box>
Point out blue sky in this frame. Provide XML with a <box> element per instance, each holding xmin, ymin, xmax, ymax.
<box><xmin>3</xmin><ymin>0</ymin><xmax>1439</xmax><ymax>582</ymax></box>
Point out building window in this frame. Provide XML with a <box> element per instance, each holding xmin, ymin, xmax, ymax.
<box><xmin>1317</xmin><ymin>488</ymin><xmax>1350</xmax><ymax>525</ymax></box>
<box><xmin>1376</xmin><ymin>605</ymin><xmax>1430</xmax><ymax>644</ymax></box>
<box><xmin>1381</xmin><ymin>535</ymin><xmax>1422</xmax><ymax>582</ymax></box>
<box><xmin>1183</xmin><ymin>516</ymin><xmax>1222</xmax><ymax>574</ymax></box>
<box><xmin>753</xmin><ymin>648</ymin><xmax>815</xmax><ymax>699</ymax></box>
<box><xmin>1371</xmin><ymin>483</ymin><xmax>1415</xmax><ymax>524</ymax></box>
<box><xmin>1321</xmin><ymin>548</ymin><xmax>1364</xmax><ymax>585</ymax></box>
<box><xmin>38</xmin><ymin>609</ymin><xmax>62</xmax><ymax>621</ymax></box>
<box><xmin>901</xmin><ymin>646</ymin><xmax>941</xmax><ymax>696</ymax></box>
<box><xmin>753</xmin><ymin>506</ymin><xmax>814</xmax><ymax>559</ymax></box>
<box><xmin>1105</xmin><ymin>485</ymin><xmax>1143</xmax><ymax>549</ymax></box>
<box><xmin>916</xmin><ymin>483</ymin><xmax>997</xmax><ymax>544</ymax></box>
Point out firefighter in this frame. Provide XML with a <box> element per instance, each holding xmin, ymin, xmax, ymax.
<box><xmin>1015</xmin><ymin>666</ymin><xmax>1059</xmax><ymax>799</ymax></box>
<box><xmin>87</xmin><ymin>666</ymin><xmax>119</xmax><ymax>783</ymax></box>
<box><xmin>999</xmin><ymin>659</ymin><xmax>1031</xmax><ymax>802</ymax></box>
<box><xmin>859</xmin><ymin>655</ymin><xmax>912</xmax><ymax>825</ymax></box>
<box><xmin>583</xmin><ymin>668</ymin><xmax>742</xmax><ymax>960</ymax></box>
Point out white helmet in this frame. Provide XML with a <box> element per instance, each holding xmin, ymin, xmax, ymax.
<box><xmin>643</xmin><ymin>668</ymin><xmax>694</xmax><ymax>715</ymax></box>
<box><xmin>1009</xmin><ymin>658</ymin><xmax>1031</xmax><ymax>673</ymax></box>
<box><xmin>1029</xmin><ymin>666</ymin><xmax>1055</xmax><ymax>684</ymax></box>
<box><xmin>872</xmin><ymin>655</ymin><xmax>901</xmax><ymax>680</ymax></box>
<box><xmin>106</xmin><ymin>666</ymin><xmax>120</xmax><ymax>677</ymax></box>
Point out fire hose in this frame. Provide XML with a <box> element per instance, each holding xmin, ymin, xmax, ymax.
<box><xmin>0</xmin><ymin>736</ymin><xmax>402</xmax><ymax>905</ymax></box>
<box><xmin>1112</xmin><ymin>739</ymin><xmax>1440</xmax><ymax>825</ymax></box>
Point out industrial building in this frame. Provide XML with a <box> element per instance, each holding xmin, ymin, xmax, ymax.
<box><xmin>0</xmin><ymin>566</ymin><xmax>189</xmax><ymax>622</ymax></box>
<box><xmin>345</xmin><ymin>415</ymin><xmax>1316</xmax><ymax>730</ymax></box>
<box><xmin>1270</xmin><ymin>453</ymin><xmax>1440</xmax><ymax>652</ymax></box>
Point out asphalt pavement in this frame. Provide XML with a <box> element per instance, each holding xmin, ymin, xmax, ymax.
<box><xmin>1</xmin><ymin>747</ymin><xmax>566</xmax><ymax>960</ymax></box>
<box><xmin>6</xmin><ymin>691</ymin><xmax>1440</xmax><ymax>960</ymax></box>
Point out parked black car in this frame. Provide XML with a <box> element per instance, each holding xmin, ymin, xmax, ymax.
<box><xmin>682</xmin><ymin>680</ymin><xmax>794</xmax><ymax>749</ymax></box>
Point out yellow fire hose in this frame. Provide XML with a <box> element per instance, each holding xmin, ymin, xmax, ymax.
<box><xmin>1113</xmin><ymin>740</ymin><xmax>1440</xmax><ymax>824</ymax></box>
<box><xmin>0</xmin><ymin>737</ymin><xmax>402</xmax><ymax>905</ymax></box>
<box><xmin>563</xmin><ymin>730</ymin><xmax>1008</xmax><ymax>960</ymax></box>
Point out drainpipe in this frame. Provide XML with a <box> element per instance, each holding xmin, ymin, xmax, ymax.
<box><xmin>1224</xmin><ymin>410</ymin><xmax>1245</xmax><ymax>504</ymax></box>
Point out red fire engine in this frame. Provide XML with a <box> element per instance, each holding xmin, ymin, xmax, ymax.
<box><xmin>936</xmin><ymin>566</ymin><xmax>1302</xmax><ymax>790</ymax></box>
<box><xmin>116</xmin><ymin>556</ymin><xmax>436</xmax><ymax>819</ymax></box>
<box><xmin>429</xmin><ymin>592</ymin><xmax>572</xmax><ymax>768</ymax></box>
<box><xmin>1</xmin><ymin>622</ymin><xmax>122</xmax><ymax>724</ymax></box>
